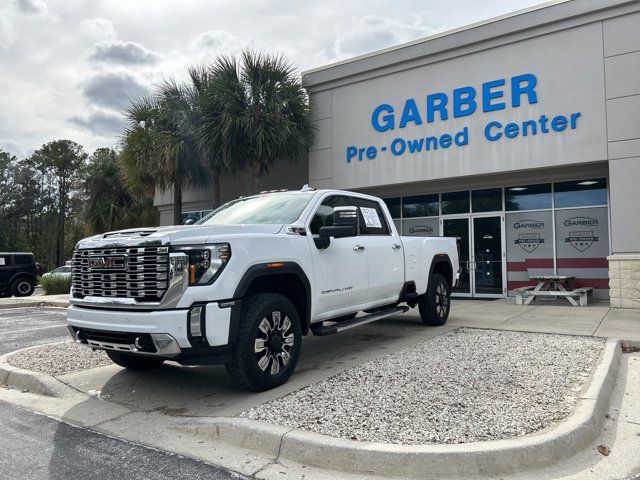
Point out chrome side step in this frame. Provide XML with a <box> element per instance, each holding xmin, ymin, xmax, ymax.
<box><xmin>310</xmin><ymin>305</ymin><xmax>409</xmax><ymax>336</ymax></box>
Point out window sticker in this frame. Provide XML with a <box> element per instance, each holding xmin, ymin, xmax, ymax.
<box><xmin>361</xmin><ymin>207</ymin><xmax>382</xmax><ymax>228</ymax></box>
<box><xmin>0</xmin><ymin>258</ymin><xmax>5</xmax><ymax>266</ymax></box>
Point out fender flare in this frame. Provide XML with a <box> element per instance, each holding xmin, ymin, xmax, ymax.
<box><xmin>9</xmin><ymin>272</ymin><xmax>36</xmax><ymax>286</ymax></box>
<box><xmin>233</xmin><ymin>262</ymin><xmax>312</xmax><ymax>334</ymax></box>
<box><xmin>428</xmin><ymin>254</ymin><xmax>453</xmax><ymax>289</ymax></box>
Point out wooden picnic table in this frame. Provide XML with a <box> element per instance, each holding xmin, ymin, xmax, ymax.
<box><xmin>515</xmin><ymin>275</ymin><xmax>594</xmax><ymax>307</ymax></box>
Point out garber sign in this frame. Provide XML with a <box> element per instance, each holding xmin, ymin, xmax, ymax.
<box><xmin>345</xmin><ymin>73</ymin><xmax>581</xmax><ymax>163</ymax></box>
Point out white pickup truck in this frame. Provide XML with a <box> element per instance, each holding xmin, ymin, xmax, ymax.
<box><xmin>67</xmin><ymin>187</ymin><xmax>459</xmax><ymax>390</ymax></box>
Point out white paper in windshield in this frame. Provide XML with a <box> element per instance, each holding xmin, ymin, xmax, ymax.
<box><xmin>360</xmin><ymin>207</ymin><xmax>382</xmax><ymax>228</ymax></box>
<box><xmin>0</xmin><ymin>258</ymin><xmax>5</xmax><ymax>266</ymax></box>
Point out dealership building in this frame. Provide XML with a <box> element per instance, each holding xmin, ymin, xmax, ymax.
<box><xmin>155</xmin><ymin>0</ymin><xmax>640</xmax><ymax>308</ymax></box>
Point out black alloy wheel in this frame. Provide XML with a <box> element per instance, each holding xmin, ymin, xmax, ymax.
<box><xmin>418</xmin><ymin>273</ymin><xmax>451</xmax><ymax>326</ymax></box>
<box><xmin>227</xmin><ymin>293</ymin><xmax>302</xmax><ymax>391</ymax></box>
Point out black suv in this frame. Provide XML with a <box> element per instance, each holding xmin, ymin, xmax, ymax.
<box><xmin>0</xmin><ymin>252</ymin><xmax>39</xmax><ymax>297</ymax></box>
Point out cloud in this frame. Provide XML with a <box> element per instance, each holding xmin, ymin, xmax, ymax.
<box><xmin>90</xmin><ymin>41</ymin><xmax>159</xmax><ymax>66</ymax></box>
<box><xmin>80</xmin><ymin>17</ymin><xmax>117</xmax><ymax>40</ymax></box>
<box><xmin>82</xmin><ymin>72</ymin><xmax>151</xmax><ymax>111</ymax></box>
<box><xmin>13</xmin><ymin>0</ymin><xmax>49</xmax><ymax>16</ymax></box>
<box><xmin>0</xmin><ymin>139</ymin><xmax>28</xmax><ymax>158</ymax></box>
<box><xmin>334</xmin><ymin>15</ymin><xmax>435</xmax><ymax>58</ymax></box>
<box><xmin>69</xmin><ymin>111</ymin><xmax>125</xmax><ymax>137</ymax></box>
<box><xmin>188</xmin><ymin>30</ymin><xmax>259</xmax><ymax>59</ymax></box>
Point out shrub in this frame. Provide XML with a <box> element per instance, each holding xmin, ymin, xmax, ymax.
<box><xmin>41</xmin><ymin>275</ymin><xmax>71</xmax><ymax>295</ymax></box>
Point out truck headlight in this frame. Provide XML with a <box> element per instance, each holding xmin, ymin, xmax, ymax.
<box><xmin>173</xmin><ymin>244</ymin><xmax>231</xmax><ymax>285</ymax></box>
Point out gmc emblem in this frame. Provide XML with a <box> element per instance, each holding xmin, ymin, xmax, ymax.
<box><xmin>89</xmin><ymin>255</ymin><xmax>126</xmax><ymax>270</ymax></box>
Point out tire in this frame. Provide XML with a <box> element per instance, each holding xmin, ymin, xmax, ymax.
<box><xmin>418</xmin><ymin>273</ymin><xmax>451</xmax><ymax>326</ymax></box>
<box><xmin>226</xmin><ymin>293</ymin><xmax>302</xmax><ymax>391</ymax></box>
<box><xmin>11</xmin><ymin>278</ymin><xmax>35</xmax><ymax>297</ymax></box>
<box><xmin>105</xmin><ymin>350</ymin><xmax>165</xmax><ymax>370</ymax></box>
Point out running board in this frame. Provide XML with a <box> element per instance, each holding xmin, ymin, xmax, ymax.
<box><xmin>310</xmin><ymin>306</ymin><xmax>409</xmax><ymax>336</ymax></box>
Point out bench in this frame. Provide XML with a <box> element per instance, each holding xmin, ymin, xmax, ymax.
<box><xmin>515</xmin><ymin>286</ymin><xmax>535</xmax><ymax>305</ymax></box>
<box><xmin>516</xmin><ymin>285</ymin><xmax>594</xmax><ymax>307</ymax></box>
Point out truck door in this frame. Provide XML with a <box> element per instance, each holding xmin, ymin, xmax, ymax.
<box><xmin>308</xmin><ymin>195</ymin><xmax>369</xmax><ymax>317</ymax></box>
<box><xmin>347</xmin><ymin>197</ymin><xmax>404</xmax><ymax>305</ymax></box>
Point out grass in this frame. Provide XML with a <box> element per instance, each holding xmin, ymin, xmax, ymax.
<box><xmin>40</xmin><ymin>275</ymin><xmax>71</xmax><ymax>295</ymax></box>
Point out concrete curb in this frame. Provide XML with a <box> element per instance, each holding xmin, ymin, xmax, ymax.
<box><xmin>0</xmin><ymin>344</ymin><xmax>75</xmax><ymax>397</ymax></box>
<box><xmin>0</xmin><ymin>300</ymin><xmax>68</xmax><ymax>309</ymax></box>
<box><xmin>203</xmin><ymin>338</ymin><xmax>623</xmax><ymax>479</ymax></box>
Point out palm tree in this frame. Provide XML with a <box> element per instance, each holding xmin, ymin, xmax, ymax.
<box><xmin>120</xmin><ymin>83</ymin><xmax>207</xmax><ymax>225</ymax></box>
<box><xmin>199</xmin><ymin>51</ymin><xmax>314</xmax><ymax>194</ymax></box>
<box><xmin>186</xmin><ymin>66</ymin><xmax>228</xmax><ymax>209</ymax></box>
<box><xmin>83</xmin><ymin>148</ymin><xmax>158</xmax><ymax>234</ymax></box>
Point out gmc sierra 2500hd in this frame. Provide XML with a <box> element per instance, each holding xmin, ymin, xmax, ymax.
<box><xmin>67</xmin><ymin>187</ymin><xmax>459</xmax><ymax>391</ymax></box>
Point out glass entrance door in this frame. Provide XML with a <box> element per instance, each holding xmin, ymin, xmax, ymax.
<box><xmin>472</xmin><ymin>216</ymin><xmax>504</xmax><ymax>296</ymax></box>
<box><xmin>442</xmin><ymin>218</ymin><xmax>471</xmax><ymax>295</ymax></box>
<box><xmin>442</xmin><ymin>215</ymin><xmax>505</xmax><ymax>298</ymax></box>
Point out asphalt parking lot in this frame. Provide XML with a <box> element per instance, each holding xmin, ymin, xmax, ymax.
<box><xmin>0</xmin><ymin>307</ymin><xmax>69</xmax><ymax>355</ymax></box>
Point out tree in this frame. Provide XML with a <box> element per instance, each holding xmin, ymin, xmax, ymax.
<box><xmin>199</xmin><ymin>50</ymin><xmax>314</xmax><ymax>194</ymax></box>
<box><xmin>187</xmin><ymin>66</ymin><xmax>227</xmax><ymax>209</ymax></box>
<box><xmin>82</xmin><ymin>148</ymin><xmax>159</xmax><ymax>234</ymax></box>
<box><xmin>120</xmin><ymin>84</ymin><xmax>207</xmax><ymax>225</ymax></box>
<box><xmin>30</xmin><ymin>140</ymin><xmax>86</xmax><ymax>267</ymax></box>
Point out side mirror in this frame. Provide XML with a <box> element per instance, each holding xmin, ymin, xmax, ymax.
<box><xmin>184</xmin><ymin>219</ymin><xmax>195</xmax><ymax>225</ymax></box>
<box><xmin>314</xmin><ymin>206</ymin><xmax>359</xmax><ymax>249</ymax></box>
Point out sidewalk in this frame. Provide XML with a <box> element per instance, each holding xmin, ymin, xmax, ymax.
<box><xmin>445</xmin><ymin>298</ymin><xmax>640</xmax><ymax>339</ymax></box>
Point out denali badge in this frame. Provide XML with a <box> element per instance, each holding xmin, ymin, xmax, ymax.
<box><xmin>89</xmin><ymin>255</ymin><xmax>126</xmax><ymax>270</ymax></box>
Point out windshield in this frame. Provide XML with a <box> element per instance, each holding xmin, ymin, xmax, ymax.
<box><xmin>197</xmin><ymin>192</ymin><xmax>316</xmax><ymax>226</ymax></box>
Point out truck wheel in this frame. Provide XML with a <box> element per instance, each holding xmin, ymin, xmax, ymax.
<box><xmin>418</xmin><ymin>274</ymin><xmax>451</xmax><ymax>326</ymax></box>
<box><xmin>226</xmin><ymin>293</ymin><xmax>302</xmax><ymax>391</ymax></box>
<box><xmin>105</xmin><ymin>350</ymin><xmax>165</xmax><ymax>370</ymax></box>
<box><xmin>11</xmin><ymin>278</ymin><xmax>34</xmax><ymax>297</ymax></box>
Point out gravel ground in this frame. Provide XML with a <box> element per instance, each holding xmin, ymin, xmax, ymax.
<box><xmin>7</xmin><ymin>340</ymin><xmax>111</xmax><ymax>376</ymax></box>
<box><xmin>242</xmin><ymin>328</ymin><xmax>605</xmax><ymax>445</ymax></box>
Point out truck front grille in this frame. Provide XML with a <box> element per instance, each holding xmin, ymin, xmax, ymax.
<box><xmin>71</xmin><ymin>246</ymin><xmax>169</xmax><ymax>301</ymax></box>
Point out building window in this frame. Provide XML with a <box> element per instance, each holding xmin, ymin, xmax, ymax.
<box><xmin>403</xmin><ymin>194</ymin><xmax>438</xmax><ymax>218</ymax></box>
<box><xmin>505</xmin><ymin>183</ymin><xmax>552</xmax><ymax>211</ymax></box>
<box><xmin>441</xmin><ymin>191</ymin><xmax>469</xmax><ymax>215</ymax></box>
<box><xmin>554</xmin><ymin>178</ymin><xmax>607</xmax><ymax>208</ymax></box>
<box><xmin>472</xmin><ymin>188</ymin><xmax>502</xmax><ymax>212</ymax></box>
<box><xmin>382</xmin><ymin>197</ymin><xmax>401</xmax><ymax>219</ymax></box>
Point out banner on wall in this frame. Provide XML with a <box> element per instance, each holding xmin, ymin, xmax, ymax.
<box><xmin>506</xmin><ymin>211</ymin><xmax>554</xmax><ymax>291</ymax></box>
<box><xmin>402</xmin><ymin>217</ymin><xmax>440</xmax><ymax>237</ymax></box>
<box><xmin>554</xmin><ymin>207</ymin><xmax>609</xmax><ymax>298</ymax></box>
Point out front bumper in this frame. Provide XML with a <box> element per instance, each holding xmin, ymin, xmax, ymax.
<box><xmin>68</xmin><ymin>325</ymin><xmax>181</xmax><ymax>357</ymax></box>
<box><xmin>67</xmin><ymin>302</ymin><xmax>235</xmax><ymax>363</ymax></box>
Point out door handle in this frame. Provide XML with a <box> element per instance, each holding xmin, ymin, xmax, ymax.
<box><xmin>353</xmin><ymin>245</ymin><xmax>365</xmax><ymax>251</ymax></box>
<box><xmin>392</xmin><ymin>243</ymin><xmax>402</xmax><ymax>249</ymax></box>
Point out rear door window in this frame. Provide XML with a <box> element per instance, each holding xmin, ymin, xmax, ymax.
<box><xmin>347</xmin><ymin>197</ymin><xmax>391</xmax><ymax>235</ymax></box>
<box><xmin>14</xmin><ymin>255</ymin><xmax>34</xmax><ymax>265</ymax></box>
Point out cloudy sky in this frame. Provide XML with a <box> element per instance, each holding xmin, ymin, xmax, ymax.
<box><xmin>0</xmin><ymin>0</ymin><xmax>546</xmax><ymax>158</ymax></box>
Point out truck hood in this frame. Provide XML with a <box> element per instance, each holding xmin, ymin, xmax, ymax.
<box><xmin>75</xmin><ymin>224</ymin><xmax>284</xmax><ymax>249</ymax></box>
